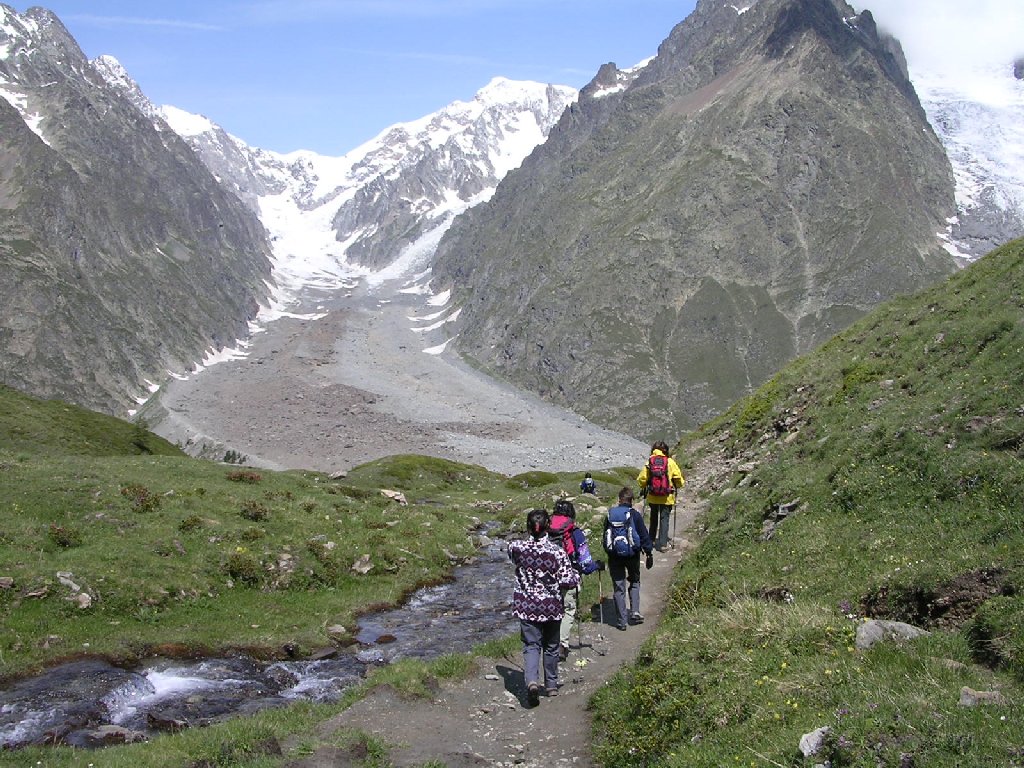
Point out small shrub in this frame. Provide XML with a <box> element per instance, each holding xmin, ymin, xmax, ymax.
<box><xmin>226</xmin><ymin>470</ymin><xmax>262</xmax><ymax>484</ymax></box>
<box><xmin>47</xmin><ymin>523</ymin><xmax>82</xmax><ymax>548</ymax></box>
<box><xmin>120</xmin><ymin>483</ymin><xmax>161</xmax><ymax>513</ymax></box>
<box><xmin>240</xmin><ymin>499</ymin><xmax>270</xmax><ymax>522</ymax></box>
<box><xmin>178</xmin><ymin>515</ymin><xmax>204</xmax><ymax>533</ymax></box>
<box><xmin>223</xmin><ymin>449</ymin><xmax>248</xmax><ymax>465</ymax></box>
<box><xmin>225</xmin><ymin>551</ymin><xmax>264</xmax><ymax>586</ymax></box>
<box><xmin>239</xmin><ymin>526</ymin><xmax>265</xmax><ymax>542</ymax></box>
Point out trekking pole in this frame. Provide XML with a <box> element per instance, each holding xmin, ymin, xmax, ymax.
<box><xmin>597</xmin><ymin>569</ymin><xmax>604</xmax><ymax>629</ymax></box>
<box><xmin>672</xmin><ymin>501</ymin><xmax>677</xmax><ymax>541</ymax></box>
<box><xmin>575</xmin><ymin>585</ymin><xmax>584</xmax><ymax>649</ymax></box>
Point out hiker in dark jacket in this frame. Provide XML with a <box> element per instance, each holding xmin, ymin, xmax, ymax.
<box><xmin>579</xmin><ymin>472</ymin><xmax>597</xmax><ymax>495</ymax></box>
<box><xmin>508</xmin><ymin>508</ymin><xmax>580</xmax><ymax>705</ymax></box>
<box><xmin>603</xmin><ymin>487</ymin><xmax>653</xmax><ymax>631</ymax></box>
<box><xmin>548</xmin><ymin>498</ymin><xmax>604</xmax><ymax>661</ymax></box>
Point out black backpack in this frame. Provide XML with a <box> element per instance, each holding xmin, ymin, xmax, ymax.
<box><xmin>647</xmin><ymin>454</ymin><xmax>672</xmax><ymax>497</ymax></box>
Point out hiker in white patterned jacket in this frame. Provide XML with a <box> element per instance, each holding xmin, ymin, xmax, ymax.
<box><xmin>507</xmin><ymin>508</ymin><xmax>580</xmax><ymax>706</ymax></box>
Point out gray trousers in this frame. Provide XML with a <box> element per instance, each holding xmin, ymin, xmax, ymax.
<box><xmin>608</xmin><ymin>554</ymin><xmax>641</xmax><ymax>625</ymax></box>
<box><xmin>520</xmin><ymin>619</ymin><xmax>560</xmax><ymax>690</ymax></box>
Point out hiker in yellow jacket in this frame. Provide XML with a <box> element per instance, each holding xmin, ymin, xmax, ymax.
<box><xmin>636</xmin><ymin>441</ymin><xmax>685</xmax><ymax>551</ymax></box>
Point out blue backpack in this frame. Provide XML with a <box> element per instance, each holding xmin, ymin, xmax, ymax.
<box><xmin>603</xmin><ymin>506</ymin><xmax>638</xmax><ymax>557</ymax></box>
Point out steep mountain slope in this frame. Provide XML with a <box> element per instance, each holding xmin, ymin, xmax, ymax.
<box><xmin>0</xmin><ymin>7</ymin><xmax>273</xmax><ymax>415</ymax></box>
<box><xmin>431</xmin><ymin>0</ymin><xmax>958</xmax><ymax>441</ymax></box>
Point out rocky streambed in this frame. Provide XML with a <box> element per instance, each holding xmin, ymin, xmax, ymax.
<box><xmin>0</xmin><ymin>532</ymin><xmax>518</xmax><ymax>749</ymax></box>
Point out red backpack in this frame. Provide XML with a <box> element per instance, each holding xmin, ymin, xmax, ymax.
<box><xmin>647</xmin><ymin>454</ymin><xmax>672</xmax><ymax>497</ymax></box>
<box><xmin>548</xmin><ymin>513</ymin><xmax>576</xmax><ymax>561</ymax></box>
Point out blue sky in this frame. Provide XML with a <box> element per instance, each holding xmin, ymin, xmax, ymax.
<box><xmin>18</xmin><ymin>1</ymin><xmax>1024</xmax><ymax>157</ymax></box>
<box><xmin>31</xmin><ymin>1</ymin><xmax>699</xmax><ymax>156</ymax></box>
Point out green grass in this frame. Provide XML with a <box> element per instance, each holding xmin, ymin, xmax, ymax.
<box><xmin>0</xmin><ymin>383</ymin><xmax>628</xmax><ymax>765</ymax></box>
<box><xmin>590</xmin><ymin>238</ymin><xmax>1024</xmax><ymax>766</ymax></box>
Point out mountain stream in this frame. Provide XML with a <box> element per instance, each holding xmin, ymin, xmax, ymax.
<box><xmin>0</xmin><ymin>532</ymin><xmax>516</xmax><ymax>748</ymax></box>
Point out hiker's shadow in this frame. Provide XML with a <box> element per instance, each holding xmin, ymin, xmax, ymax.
<box><xmin>496</xmin><ymin>664</ymin><xmax>529</xmax><ymax>707</ymax></box>
<box><xmin>590</xmin><ymin>597</ymin><xmax>617</xmax><ymax>628</ymax></box>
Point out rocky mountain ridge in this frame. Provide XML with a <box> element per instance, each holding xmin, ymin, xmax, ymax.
<box><xmin>0</xmin><ymin>6</ymin><xmax>273</xmax><ymax>415</ymax></box>
<box><xmin>429</xmin><ymin>0</ymin><xmax>961</xmax><ymax>440</ymax></box>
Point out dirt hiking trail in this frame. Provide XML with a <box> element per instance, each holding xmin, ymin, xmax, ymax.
<box><xmin>287</xmin><ymin>468</ymin><xmax>717</xmax><ymax>768</ymax></box>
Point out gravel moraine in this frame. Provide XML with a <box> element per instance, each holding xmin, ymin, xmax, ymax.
<box><xmin>147</xmin><ymin>277</ymin><xmax>648</xmax><ymax>477</ymax></box>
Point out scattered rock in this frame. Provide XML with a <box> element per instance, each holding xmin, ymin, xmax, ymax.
<box><xmin>380</xmin><ymin>489</ymin><xmax>408</xmax><ymax>505</ymax></box>
<box><xmin>799</xmin><ymin>725</ymin><xmax>831</xmax><ymax>757</ymax></box>
<box><xmin>0</xmin><ymin>576</ymin><xmax>13</xmax><ymax>589</ymax></box>
<box><xmin>959</xmin><ymin>686</ymin><xmax>1007</xmax><ymax>707</ymax></box>
<box><xmin>855</xmin><ymin>619</ymin><xmax>929</xmax><ymax>650</ymax></box>
<box><xmin>351</xmin><ymin>554</ymin><xmax>374</xmax><ymax>574</ymax></box>
<box><xmin>146</xmin><ymin>712</ymin><xmax>188</xmax><ymax>732</ymax></box>
<box><xmin>308</xmin><ymin>646</ymin><xmax>340</xmax><ymax>660</ymax></box>
<box><xmin>56</xmin><ymin>571</ymin><xmax>81</xmax><ymax>592</ymax></box>
<box><xmin>79</xmin><ymin>725</ymin><xmax>147</xmax><ymax>747</ymax></box>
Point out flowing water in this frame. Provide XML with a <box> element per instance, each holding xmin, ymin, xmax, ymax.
<box><xmin>0</xmin><ymin>535</ymin><xmax>517</xmax><ymax>749</ymax></box>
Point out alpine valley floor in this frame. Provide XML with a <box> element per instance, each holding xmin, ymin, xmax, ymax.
<box><xmin>146</xmin><ymin>274</ymin><xmax>648</xmax><ymax>477</ymax></box>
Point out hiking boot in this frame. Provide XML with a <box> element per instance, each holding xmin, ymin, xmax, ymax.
<box><xmin>558</xmin><ymin>643</ymin><xmax>569</xmax><ymax>662</ymax></box>
<box><xmin>527</xmin><ymin>682</ymin><xmax>541</xmax><ymax>707</ymax></box>
<box><xmin>616</xmin><ymin>622</ymin><xmax>627</xmax><ymax>631</ymax></box>
<box><xmin>629</xmin><ymin>612</ymin><xmax>645</xmax><ymax>625</ymax></box>
<box><xmin>546</xmin><ymin>687</ymin><xmax>559</xmax><ymax>696</ymax></box>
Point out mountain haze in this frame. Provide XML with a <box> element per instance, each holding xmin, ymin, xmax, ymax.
<box><xmin>0</xmin><ymin>6</ymin><xmax>273</xmax><ymax>415</ymax></box>
<box><xmin>431</xmin><ymin>0</ymin><xmax>959</xmax><ymax>441</ymax></box>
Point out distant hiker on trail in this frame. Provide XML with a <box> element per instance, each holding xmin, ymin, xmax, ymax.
<box><xmin>548</xmin><ymin>498</ymin><xmax>604</xmax><ymax>661</ymax></box>
<box><xmin>507</xmin><ymin>508</ymin><xmax>580</xmax><ymax>706</ymax></box>
<box><xmin>602</xmin><ymin>487</ymin><xmax>653</xmax><ymax>631</ymax></box>
<box><xmin>579</xmin><ymin>472</ymin><xmax>597</xmax><ymax>495</ymax></box>
<box><xmin>637</xmin><ymin>440</ymin><xmax>685</xmax><ymax>552</ymax></box>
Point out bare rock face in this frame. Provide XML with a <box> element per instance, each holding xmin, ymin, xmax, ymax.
<box><xmin>431</xmin><ymin>0</ymin><xmax>957</xmax><ymax>440</ymax></box>
<box><xmin>0</xmin><ymin>7</ymin><xmax>273</xmax><ymax>415</ymax></box>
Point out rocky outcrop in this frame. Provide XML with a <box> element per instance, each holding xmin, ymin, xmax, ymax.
<box><xmin>0</xmin><ymin>7</ymin><xmax>273</xmax><ymax>415</ymax></box>
<box><xmin>431</xmin><ymin>0</ymin><xmax>957</xmax><ymax>440</ymax></box>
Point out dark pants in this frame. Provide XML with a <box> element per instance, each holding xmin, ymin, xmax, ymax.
<box><xmin>520</xmin><ymin>619</ymin><xmax>561</xmax><ymax>691</ymax></box>
<box><xmin>650</xmin><ymin>503</ymin><xmax>672</xmax><ymax>548</ymax></box>
<box><xmin>608</xmin><ymin>554</ymin><xmax>641</xmax><ymax>627</ymax></box>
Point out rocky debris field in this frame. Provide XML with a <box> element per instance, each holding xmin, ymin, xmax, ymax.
<box><xmin>149</xmin><ymin>282</ymin><xmax>648</xmax><ymax>477</ymax></box>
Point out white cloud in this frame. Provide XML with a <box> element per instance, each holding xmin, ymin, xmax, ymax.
<box><xmin>64</xmin><ymin>14</ymin><xmax>222</xmax><ymax>31</ymax></box>
<box><xmin>851</xmin><ymin>0</ymin><xmax>1024</xmax><ymax>73</ymax></box>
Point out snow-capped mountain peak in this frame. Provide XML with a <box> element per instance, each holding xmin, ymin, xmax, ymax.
<box><xmin>121</xmin><ymin>75</ymin><xmax>577</xmax><ymax>321</ymax></box>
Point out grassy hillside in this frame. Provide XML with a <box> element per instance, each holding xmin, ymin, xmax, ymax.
<box><xmin>592</xmin><ymin>238</ymin><xmax>1024</xmax><ymax>766</ymax></box>
<box><xmin>0</xmin><ymin>385</ymin><xmax>182</xmax><ymax>457</ymax></box>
